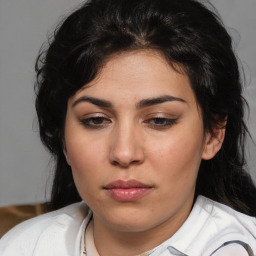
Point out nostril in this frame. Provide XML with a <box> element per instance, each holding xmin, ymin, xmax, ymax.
<box><xmin>112</xmin><ymin>161</ymin><xmax>119</xmax><ymax>166</ymax></box>
<box><xmin>111</xmin><ymin>159</ymin><xmax>131</xmax><ymax>168</ymax></box>
<box><xmin>111</xmin><ymin>158</ymin><xmax>143</xmax><ymax>168</ymax></box>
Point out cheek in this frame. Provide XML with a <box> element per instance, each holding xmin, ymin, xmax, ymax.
<box><xmin>147</xmin><ymin>124</ymin><xmax>205</xmax><ymax>184</ymax></box>
<box><xmin>65</xmin><ymin>136</ymin><xmax>106</xmax><ymax>205</ymax></box>
<box><xmin>64</xmin><ymin>112</ymin><xmax>105</xmax><ymax>173</ymax></box>
<box><xmin>151</xmin><ymin>134</ymin><xmax>203</xmax><ymax>167</ymax></box>
<box><xmin>64</xmin><ymin>119</ymin><xmax>106</xmax><ymax>181</ymax></box>
<box><xmin>66</xmin><ymin>137</ymin><xmax>105</xmax><ymax>175</ymax></box>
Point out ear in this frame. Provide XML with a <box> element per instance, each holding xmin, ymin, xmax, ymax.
<box><xmin>63</xmin><ymin>140</ymin><xmax>71</xmax><ymax>166</ymax></box>
<box><xmin>202</xmin><ymin>120</ymin><xmax>226</xmax><ymax>160</ymax></box>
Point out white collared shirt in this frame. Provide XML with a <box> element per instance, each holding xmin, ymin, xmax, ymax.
<box><xmin>0</xmin><ymin>196</ymin><xmax>255</xmax><ymax>256</ymax></box>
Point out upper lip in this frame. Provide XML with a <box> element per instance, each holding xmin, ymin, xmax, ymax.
<box><xmin>104</xmin><ymin>179</ymin><xmax>152</xmax><ymax>189</ymax></box>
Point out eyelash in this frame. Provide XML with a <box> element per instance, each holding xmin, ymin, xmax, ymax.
<box><xmin>80</xmin><ymin>116</ymin><xmax>177</xmax><ymax>129</ymax></box>
<box><xmin>80</xmin><ymin>116</ymin><xmax>111</xmax><ymax>129</ymax></box>
<box><xmin>144</xmin><ymin>117</ymin><xmax>178</xmax><ymax>129</ymax></box>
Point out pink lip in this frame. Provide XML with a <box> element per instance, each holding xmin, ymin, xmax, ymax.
<box><xmin>104</xmin><ymin>179</ymin><xmax>152</xmax><ymax>201</ymax></box>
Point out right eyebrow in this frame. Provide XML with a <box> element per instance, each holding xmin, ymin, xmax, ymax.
<box><xmin>71</xmin><ymin>96</ymin><xmax>113</xmax><ymax>108</ymax></box>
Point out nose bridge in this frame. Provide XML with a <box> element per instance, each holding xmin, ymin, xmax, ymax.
<box><xmin>109</xmin><ymin>118</ymin><xmax>144</xmax><ymax>167</ymax></box>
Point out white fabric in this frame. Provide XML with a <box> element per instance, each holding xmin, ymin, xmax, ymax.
<box><xmin>0</xmin><ymin>196</ymin><xmax>255</xmax><ymax>256</ymax></box>
<box><xmin>84</xmin><ymin>219</ymin><xmax>100</xmax><ymax>256</ymax></box>
<box><xmin>211</xmin><ymin>243</ymin><xmax>249</xmax><ymax>256</ymax></box>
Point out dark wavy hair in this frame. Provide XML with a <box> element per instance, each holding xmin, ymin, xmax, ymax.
<box><xmin>35</xmin><ymin>0</ymin><xmax>256</xmax><ymax>215</ymax></box>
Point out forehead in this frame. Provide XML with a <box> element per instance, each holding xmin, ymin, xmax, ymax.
<box><xmin>70</xmin><ymin>50</ymin><xmax>196</xmax><ymax>105</ymax></box>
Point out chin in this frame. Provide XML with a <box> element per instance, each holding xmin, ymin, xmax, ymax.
<box><xmin>98</xmin><ymin>207</ymin><xmax>159</xmax><ymax>233</ymax></box>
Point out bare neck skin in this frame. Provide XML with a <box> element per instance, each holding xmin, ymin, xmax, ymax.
<box><xmin>92</xmin><ymin>194</ymin><xmax>194</xmax><ymax>256</ymax></box>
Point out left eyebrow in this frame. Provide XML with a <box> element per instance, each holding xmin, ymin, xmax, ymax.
<box><xmin>136</xmin><ymin>95</ymin><xmax>186</xmax><ymax>109</ymax></box>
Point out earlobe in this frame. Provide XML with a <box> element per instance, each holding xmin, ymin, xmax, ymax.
<box><xmin>202</xmin><ymin>123</ymin><xmax>226</xmax><ymax>160</ymax></box>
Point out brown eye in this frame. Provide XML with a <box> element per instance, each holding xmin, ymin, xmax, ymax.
<box><xmin>145</xmin><ymin>117</ymin><xmax>177</xmax><ymax>129</ymax></box>
<box><xmin>80</xmin><ymin>116</ymin><xmax>111</xmax><ymax>129</ymax></box>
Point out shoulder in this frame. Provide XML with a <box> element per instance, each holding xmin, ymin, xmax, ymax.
<box><xmin>0</xmin><ymin>201</ymin><xmax>90</xmax><ymax>256</ymax></box>
<box><xmin>198</xmin><ymin>196</ymin><xmax>256</xmax><ymax>236</ymax></box>
<box><xmin>196</xmin><ymin>196</ymin><xmax>256</xmax><ymax>255</ymax></box>
<box><xmin>170</xmin><ymin>196</ymin><xmax>256</xmax><ymax>256</ymax></box>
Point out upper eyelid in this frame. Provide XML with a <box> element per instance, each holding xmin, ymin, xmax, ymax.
<box><xmin>79</xmin><ymin>114</ymin><xmax>178</xmax><ymax>120</ymax></box>
<box><xmin>143</xmin><ymin>112</ymin><xmax>179</xmax><ymax>119</ymax></box>
<box><xmin>80</xmin><ymin>112</ymin><xmax>110</xmax><ymax>118</ymax></box>
<box><xmin>77</xmin><ymin>110</ymin><xmax>179</xmax><ymax>119</ymax></box>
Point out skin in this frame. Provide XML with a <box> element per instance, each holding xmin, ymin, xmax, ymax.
<box><xmin>64</xmin><ymin>50</ymin><xmax>224</xmax><ymax>256</ymax></box>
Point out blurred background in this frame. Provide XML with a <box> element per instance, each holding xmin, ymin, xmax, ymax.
<box><xmin>0</xmin><ymin>0</ymin><xmax>255</xmax><ymax>207</ymax></box>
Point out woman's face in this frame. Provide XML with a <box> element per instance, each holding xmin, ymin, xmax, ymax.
<box><xmin>64</xmin><ymin>50</ymin><xmax>216</xmax><ymax>238</ymax></box>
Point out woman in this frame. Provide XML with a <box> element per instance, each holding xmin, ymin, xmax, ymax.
<box><xmin>1</xmin><ymin>0</ymin><xmax>256</xmax><ymax>255</ymax></box>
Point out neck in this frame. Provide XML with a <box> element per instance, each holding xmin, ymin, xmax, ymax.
<box><xmin>92</xmin><ymin>206</ymin><xmax>191</xmax><ymax>256</ymax></box>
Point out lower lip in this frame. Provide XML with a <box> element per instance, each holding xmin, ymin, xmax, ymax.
<box><xmin>105</xmin><ymin>188</ymin><xmax>152</xmax><ymax>201</ymax></box>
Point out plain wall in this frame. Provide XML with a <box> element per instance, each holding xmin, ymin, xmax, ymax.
<box><xmin>0</xmin><ymin>0</ymin><xmax>255</xmax><ymax>207</ymax></box>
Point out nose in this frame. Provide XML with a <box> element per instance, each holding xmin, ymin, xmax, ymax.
<box><xmin>109</xmin><ymin>123</ymin><xmax>145</xmax><ymax>168</ymax></box>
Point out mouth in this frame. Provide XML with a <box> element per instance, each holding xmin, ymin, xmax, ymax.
<box><xmin>103</xmin><ymin>179</ymin><xmax>153</xmax><ymax>201</ymax></box>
